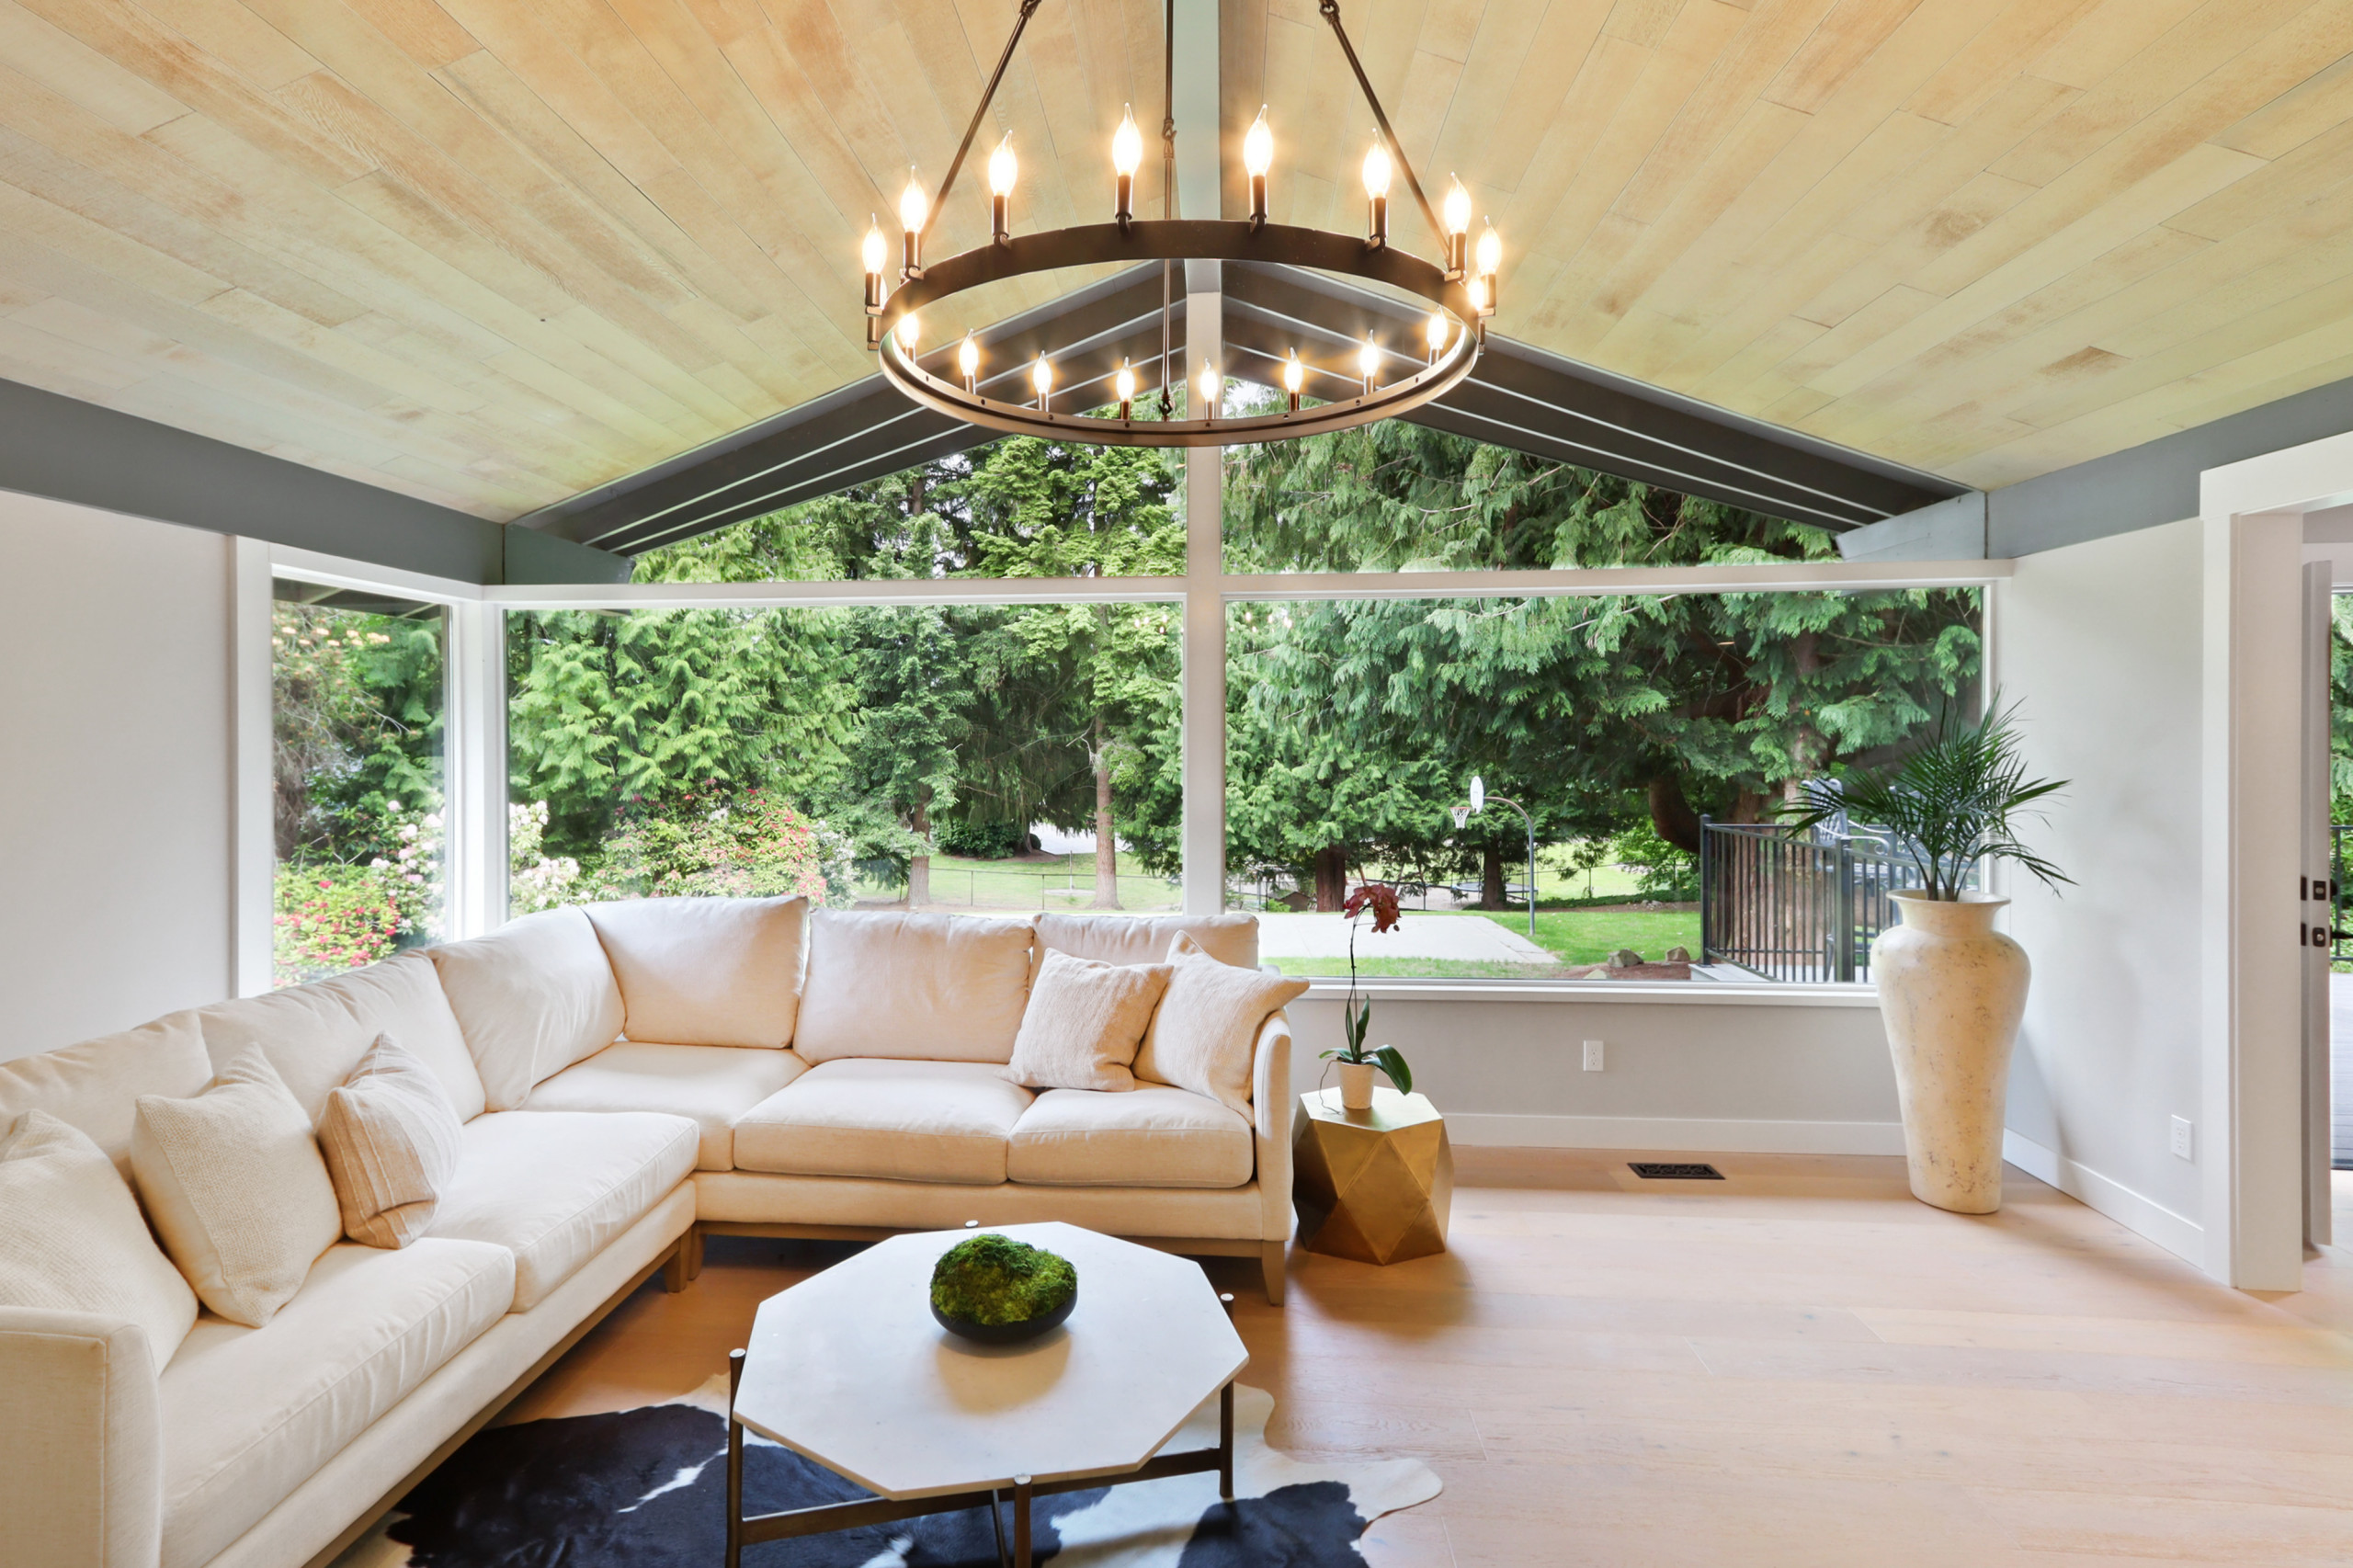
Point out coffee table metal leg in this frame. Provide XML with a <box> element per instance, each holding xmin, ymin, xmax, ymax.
<box><xmin>1014</xmin><ymin>1474</ymin><xmax>1032</xmax><ymax>1568</ymax></box>
<box><xmin>1218</xmin><ymin>1381</ymin><xmax>1234</xmax><ymax>1500</ymax></box>
<box><xmin>991</xmin><ymin>1486</ymin><xmax>1009</xmax><ymax>1568</ymax></box>
<box><xmin>725</xmin><ymin>1349</ymin><xmax>746</xmax><ymax>1568</ymax></box>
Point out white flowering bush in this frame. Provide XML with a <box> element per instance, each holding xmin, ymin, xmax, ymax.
<box><xmin>509</xmin><ymin>801</ymin><xmax>581</xmax><ymax>913</ymax></box>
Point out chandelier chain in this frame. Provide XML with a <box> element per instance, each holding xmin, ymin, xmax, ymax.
<box><xmin>1316</xmin><ymin>1</ymin><xmax>1445</xmax><ymax>248</ymax></box>
<box><xmin>918</xmin><ymin>0</ymin><xmax>1044</xmax><ymax>250</ymax></box>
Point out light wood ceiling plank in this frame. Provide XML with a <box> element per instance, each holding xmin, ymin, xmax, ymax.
<box><xmin>0</xmin><ymin>3</ymin><xmax>191</xmax><ymax>135</ymax></box>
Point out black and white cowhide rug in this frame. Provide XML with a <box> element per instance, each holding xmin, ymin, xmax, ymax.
<box><xmin>340</xmin><ymin>1381</ymin><xmax>1439</xmax><ymax>1567</ymax></box>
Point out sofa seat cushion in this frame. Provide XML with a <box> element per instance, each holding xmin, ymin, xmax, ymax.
<box><xmin>157</xmin><ymin>1238</ymin><xmax>514</xmax><ymax>1568</ymax></box>
<box><xmin>732</xmin><ymin>1060</ymin><xmax>1033</xmax><ymax>1185</ymax></box>
<box><xmin>426</xmin><ymin>1111</ymin><xmax>697</xmax><ymax>1310</ymax></box>
<box><xmin>522</xmin><ymin>1043</ymin><xmax>809</xmax><ymax>1171</ymax></box>
<box><xmin>1008</xmin><ymin>1086</ymin><xmax>1255</xmax><ymax>1188</ymax></box>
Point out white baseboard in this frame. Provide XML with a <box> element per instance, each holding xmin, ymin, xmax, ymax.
<box><xmin>2001</xmin><ymin>1130</ymin><xmax>2203</xmax><ymax>1265</ymax></box>
<box><xmin>1447</xmin><ymin>1113</ymin><xmax>1907</xmax><ymax>1156</ymax></box>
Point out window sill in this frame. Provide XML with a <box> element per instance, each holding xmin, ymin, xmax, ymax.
<box><xmin>1290</xmin><ymin>978</ymin><xmax>1881</xmax><ymax>1007</ymax></box>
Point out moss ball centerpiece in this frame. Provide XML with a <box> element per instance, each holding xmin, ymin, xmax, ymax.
<box><xmin>929</xmin><ymin>1233</ymin><xmax>1078</xmax><ymax>1345</ymax></box>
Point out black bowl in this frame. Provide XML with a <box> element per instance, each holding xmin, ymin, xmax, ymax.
<box><xmin>931</xmin><ymin>1289</ymin><xmax>1076</xmax><ymax>1345</ymax></box>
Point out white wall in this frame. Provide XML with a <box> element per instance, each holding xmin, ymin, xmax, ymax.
<box><xmin>1998</xmin><ymin>517</ymin><xmax>2207</xmax><ymax>1262</ymax></box>
<box><xmin>1286</xmin><ymin>991</ymin><xmax>1901</xmax><ymax>1153</ymax></box>
<box><xmin>0</xmin><ymin>492</ymin><xmax>234</xmax><ymax>1061</ymax></box>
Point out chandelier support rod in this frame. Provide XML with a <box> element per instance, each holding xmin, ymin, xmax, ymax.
<box><xmin>1160</xmin><ymin>0</ymin><xmax>1176</xmax><ymax>416</ymax></box>
<box><xmin>1316</xmin><ymin>1</ymin><xmax>1445</xmax><ymax>250</ymax></box>
<box><xmin>919</xmin><ymin>0</ymin><xmax>1045</xmax><ymax>251</ymax></box>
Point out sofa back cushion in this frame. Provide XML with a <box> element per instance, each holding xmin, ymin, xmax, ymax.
<box><xmin>1035</xmin><ymin>913</ymin><xmax>1258</xmax><ymax>974</ymax></box>
<box><xmin>429</xmin><ymin>908</ymin><xmax>625</xmax><ymax>1110</ymax></box>
<box><xmin>795</xmin><ymin>911</ymin><xmax>1033</xmax><ymax>1064</ymax></box>
<box><xmin>585</xmin><ymin>896</ymin><xmax>807</xmax><ymax>1048</ymax></box>
<box><xmin>0</xmin><ymin>1011</ymin><xmax>210</xmax><ymax>1182</ymax></box>
<box><xmin>194</xmin><ymin>952</ymin><xmax>486</xmax><ymax>1127</ymax></box>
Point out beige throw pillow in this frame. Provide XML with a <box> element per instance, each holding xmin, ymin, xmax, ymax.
<box><xmin>0</xmin><ymin>1110</ymin><xmax>199</xmax><ymax>1375</ymax></box>
<box><xmin>131</xmin><ymin>1048</ymin><xmax>342</xmax><ymax>1326</ymax></box>
<box><xmin>318</xmin><ymin>1036</ymin><xmax>463</xmax><ymax>1249</ymax></box>
<box><xmin>1004</xmin><ymin>950</ymin><xmax>1173</xmax><ymax>1093</ymax></box>
<box><xmin>1133</xmin><ymin>932</ymin><xmax>1308</xmax><ymax>1117</ymax></box>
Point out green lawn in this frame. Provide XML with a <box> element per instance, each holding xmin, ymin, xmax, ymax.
<box><xmin>1471</xmin><ymin>908</ymin><xmax>1701</xmax><ymax>967</ymax></box>
<box><xmin>855</xmin><ymin>850</ymin><xmax>1182</xmax><ymax>912</ymax></box>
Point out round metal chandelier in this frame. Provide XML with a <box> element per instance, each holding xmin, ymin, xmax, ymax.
<box><xmin>859</xmin><ymin>0</ymin><xmax>1502</xmax><ymax>449</ymax></box>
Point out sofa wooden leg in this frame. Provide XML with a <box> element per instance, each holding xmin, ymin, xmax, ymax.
<box><xmin>685</xmin><ymin>1223</ymin><xmax>705</xmax><ymax>1281</ymax></box>
<box><xmin>1260</xmin><ymin>1241</ymin><xmax>1286</xmax><ymax>1306</ymax></box>
<box><xmin>662</xmin><ymin>1237</ymin><xmax>691</xmax><ymax>1294</ymax></box>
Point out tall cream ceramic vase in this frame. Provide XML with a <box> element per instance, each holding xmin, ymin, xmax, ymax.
<box><xmin>1871</xmin><ymin>891</ymin><xmax>2029</xmax><ymax>1214</ymax></box>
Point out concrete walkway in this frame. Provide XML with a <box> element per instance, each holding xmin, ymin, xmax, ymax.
<box><xmin>1254</xmin><ymin>911</ymin><xmax>1555</xmax><ymax>963</ymax></box>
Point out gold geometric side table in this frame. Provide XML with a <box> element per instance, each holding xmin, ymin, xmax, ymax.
<box><xmin>1291</xmin><ymin>1086</ymin><xmax>1454</xmax><ymax>1265</ymax></box>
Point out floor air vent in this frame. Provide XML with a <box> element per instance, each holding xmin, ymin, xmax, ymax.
<box><xmin>1629</xmin><ymin>1162</ymin><xmax>1725</xmax><ymax>1180</ymax></box>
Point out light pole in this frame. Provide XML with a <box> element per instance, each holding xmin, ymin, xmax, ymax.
<box><xmin>1452</xmin><ymin>775</ymin><xmax>1537</xmax><ymax>939</ymax></box>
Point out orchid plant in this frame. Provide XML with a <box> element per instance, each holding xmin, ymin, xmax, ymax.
<box><xmin>1321</xmin><ymin>881</ymin><xmax>1412</xmax><ymax>1096</ymax></box>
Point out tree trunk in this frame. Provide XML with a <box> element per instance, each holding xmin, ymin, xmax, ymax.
<box><xmin>1647</xmin><ymin>775</ymin><xmax>1703</xmax><ymax>854</ymax></box>
<box><xmin>1312</xmin><ymin>846</ymin><xmax>1349</xmax><ymax>913</ymax></box>
<box><xmin>907</xmin><ymin>791</ymin><xmax>932</xmax><ymax>908</ymax></box>
<box><xmin>1090</xmin><ymin>717</ymin><xmax>1120</xmax><ymax>908</ymax></box>
<box><xmin>1480</xmin><ymin>844</ymin><xmax>1506</xmax><ymax>909</ymax></box>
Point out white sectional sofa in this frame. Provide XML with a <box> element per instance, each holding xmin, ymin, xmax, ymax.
<box><xmin>0</xmin><ymin>902</ymin><xmax>1294</xmax><ymax>1568</ymax></box>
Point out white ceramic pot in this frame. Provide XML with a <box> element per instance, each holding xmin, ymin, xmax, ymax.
<box><xmin>1336</xmin><ymin>1060</ymin><xmax>1377</xmax><ymax>1112</ymax></box>
<box><xmin>1871</xmin><ymin>892</ymin><xmax>2029</xmax><ymax>1214</ymax></box>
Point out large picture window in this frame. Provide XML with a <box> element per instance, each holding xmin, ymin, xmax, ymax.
<box><xmin>277</xmin><ymin>406</ymin><xmax>1994</xmax><ymax>994</ymax></box>
<box><xmin>503</xmin><ymin>435</ymin><xmax>1186</xmax><ymax>917</ymax></box>
<box><xmin>269</xmin><ymin>582</ymin><xmax>448</xmax><ymax>984</ymax></box>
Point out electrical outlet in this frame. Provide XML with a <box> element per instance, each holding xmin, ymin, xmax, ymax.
<box><xmin>1582</xmin><ymin>1039</ymin><xmax>1604</xmax><ymax>1072</ymax></box>
<box><xmin>2170</xmin><ymin>1116</ymin><xmax>2194</xmax><ymax>1161</ymax></box>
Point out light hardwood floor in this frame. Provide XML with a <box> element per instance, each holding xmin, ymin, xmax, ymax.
<box><xmin>507</xmin><ymin>1153</ymin><xmax>2353</xmax><ymax>1567</ymax></box>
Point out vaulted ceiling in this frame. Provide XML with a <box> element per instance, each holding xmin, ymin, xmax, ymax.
<box><xmin>2</xmin><ymin>0</ymin><xmax>2349</xmax><ymax>522</ymax></box>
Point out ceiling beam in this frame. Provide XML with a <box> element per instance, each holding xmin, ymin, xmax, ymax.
<box><xmin>0</xmin><ymin>378</ymin><xmax>625</xmax><ymax>585</ymax></box>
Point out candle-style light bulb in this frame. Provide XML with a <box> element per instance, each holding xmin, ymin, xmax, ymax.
<box><xmin>1426</xmin><ymin>311</ymin><xmax>1448</xmax><ymax>362</ymax></box>
<box><xmin>958</xmin><ymin>332</ymin><xmax>980</xmax><ymax>392</ymax></box>
<box><xmin>1475</xmin><ymin>220</ymin><xmax>1502</xmax><ymax>314</ymax></box>
<box><xmin>1362</xmin><ymin>138</ymin><xmax>1392</xmax><ymax>249</ymax></box>
<box><xmin>1114</xmin><ymin>358</ymin><xmax>1138</xmax><ymax>419</ymax></box>
<box><xmin>1358</xmin><ymin>332</ymin><xmax>1380</xmax><ymax>392</ymax></box>
<box><xmin>1282</xmin><ymin>347</ymin><xmax>1304</xmax><ymax>413</ymax></box>
<box><xmin>1464</xmin><ymin>275</ymin><xmax>1487</xmax><ymax>313</ymax></box>
<box><xmin>1030</xmin><ymin>353</ymin><xmax>1053</xmax><ymax>410</ymax></box>
<box><xmin>1112</xmin><ymin>106</ymin><xmax>1142</xmax><ymax>228</ymax></box>
<box><xmin>1197</xmin><ymin>359</ymin><xmax>1220</xmax><ymax>419</ymax></box>
<box><xmin>894</xmin><ymin>312</ymin><xmax>919</xmax><ymax>352</ymax></box>
<box><xmin>860</xmin><ymin>215</ymin><xmax>886</xmax><ymax>328</ymax></box>
<box><xmin>1443</xmin><ymin>175</ymin><xmax>1472</xmax><ymax>275</ymax></box>
<box><xmin>986</xmin><ymin>132</ymin><xmax>1016</xmax><ymax>244</ymax></box>
<box><xmin>1244</xmin><ymin>106</ymin><xmax>1273</xmax><ymax>227</ymax></box>
<box><xmin>897</xmin><ymin>168</ymin><xmax>926</xmax><ymax>278</ymax></box>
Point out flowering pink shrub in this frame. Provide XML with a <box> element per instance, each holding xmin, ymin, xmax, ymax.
<box><xmin>273</xmin><ymin>864</ymin><xmax>406</xmax><ymax>985</ymax></box>
<box><xmin>583</xmin><ymin>789</ymin><xmax>833</xmax><ymax>901</ymax></box>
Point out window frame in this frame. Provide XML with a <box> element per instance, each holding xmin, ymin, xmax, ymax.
<box><xmin>242</xmin><ymin>475</ymin><xmax>2008</xmax><ymax>1002</ymax></box>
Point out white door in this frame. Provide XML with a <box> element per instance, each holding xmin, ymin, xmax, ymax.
<box><xmin>2303</xmin><ymin>564</ymin><xmax>2335</xmax><ymax>1247</ymax></box>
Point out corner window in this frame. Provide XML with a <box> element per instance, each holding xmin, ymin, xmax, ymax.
<box><xmin>270</xmin><ymin>582</ymin><xmax>447</xmax><ymax>983</ymax></box>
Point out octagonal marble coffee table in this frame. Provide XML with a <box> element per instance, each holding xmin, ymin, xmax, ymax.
<box><xmin>725</xmin><ymin>1221</ymin><xmax>1247</xmax><ymax>1568</ymax></box>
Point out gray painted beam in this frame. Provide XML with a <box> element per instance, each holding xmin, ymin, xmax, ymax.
<box><xmin>0</xmin><ymin>376</ymin><xmax>627</xmax><ymax>585</ymax></box>
<box><xmin>1987</xmin><ymin>372</ymin><xmax>2353</xmax><ymax>555</ymax></box>
<box><xmin>1835</xmin><ymin>493</ymin><xmax>1989</xmax><ymax>562</ymax></box>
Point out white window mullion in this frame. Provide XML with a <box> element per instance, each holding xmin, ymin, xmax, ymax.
<box><xmin>444</xmin><ymin>599</ymin><xmax>507</xmax><ymax>940</ymax></box>
<box><xmin>1180</xmin><ymin>287</ymin><xmax>1226</xmax><ymax>915</ymax></box>
<box><xmin>230</xmin><ymin>537</ymin><xmax>275</xmax><ymax>997</ymax></box>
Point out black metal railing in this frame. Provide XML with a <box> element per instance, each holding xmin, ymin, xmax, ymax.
<box><xmin>1699</xmin><ymin>819</ymin><xmax>1969</xmax><ymax>983</ymax></box>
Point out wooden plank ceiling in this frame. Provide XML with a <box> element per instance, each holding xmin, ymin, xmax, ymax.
<box><xmin>0</xmin><ymin>0</ymin><xmax>2349</xmax><ymax>522</ymax></box>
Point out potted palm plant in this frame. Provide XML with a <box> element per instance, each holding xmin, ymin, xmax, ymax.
<box><xmin>1323</xmin><ymin>881</ymin><xmax>1412</xmax><ymax>1111</ymax></box>
<box><xmin>1784</xmin><ymin>698</ymin><xmax>2068</xmax><ymax>1214</ymax></box>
